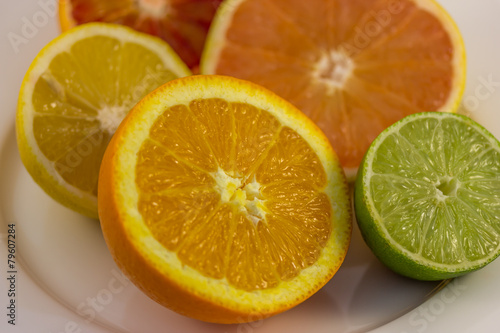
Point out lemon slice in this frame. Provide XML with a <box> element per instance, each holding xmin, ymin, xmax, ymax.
<box><xmin>16</xmin><ymin>22</ymin><xmax>191</xmax><ymax>218</ymax></box>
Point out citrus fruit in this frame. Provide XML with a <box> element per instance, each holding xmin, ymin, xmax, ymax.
<box><xmin>354</xmin><ymin>112</ymin><xmax>500</xmax><ymax>280</ymax></box>
<box><xmin>59</xmin><ymin>0</ymin><xmax>223</xmax><ymax>70</ymax></box>
<box><xmin>200</xmin><ymin>0</ymin><xmax>467</xmax><ymax>177</ymax></box>
<box><xmin>98</xmin><ymin>75</ymin><xmax>351</xmax><ymax>323</ymax></box>
<box><xmin>16</xmin><ymin>22</ymin><xmax>191</xmax><ymax>218</ymax></box>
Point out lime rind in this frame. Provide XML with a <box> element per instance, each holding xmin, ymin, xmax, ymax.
<box><xmin>355</xmin><ymin>112</ymin><xmax>500</xmax><ymax>280</ymax></box>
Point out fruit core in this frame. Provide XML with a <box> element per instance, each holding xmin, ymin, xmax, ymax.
<box><xmin>436</xmin><ymin>176</ymin><xmax>461</xmax><ymax>200</ymax></box>
<box><xmin>137</xmin><ymin>0</ymin><xmax>170</xmax><ymax>19</ymax></box>
<box><xmin>314</xmin><ymin>50</ymin><xmax>354</xmax><ymax>92</ymax></box>
<box><xmin>212</xmin><ymin>167</ymin><xmax>266</xmax><ymax>225</ymax></box>
<box><xmin>97</xmin><ymin>104</ymin><xmax>129</xmax><ymax>133</ymax></box>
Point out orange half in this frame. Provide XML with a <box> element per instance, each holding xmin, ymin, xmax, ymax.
<box><xmin>201</xmin><ymin>0</ymin><xmax>466</xmax><ymax>177</ymax></box>
<box><xmin>98</xmin><ymin>75</ymin><xmax>351</xmax><ymax>323</ymax></box>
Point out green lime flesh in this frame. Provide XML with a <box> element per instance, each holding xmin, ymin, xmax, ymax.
<box><xmin>354</xmin><ymin>112</ymin><xmax>500</xmax><ymax>280</ymax></box>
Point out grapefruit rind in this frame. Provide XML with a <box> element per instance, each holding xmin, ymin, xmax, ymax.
<box><xmin>200</xmin><ymin>0</ymin><xmax>467</xmax><ymax>178</ymax></box>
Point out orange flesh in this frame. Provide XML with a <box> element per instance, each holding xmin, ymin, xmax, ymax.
<box><xmin>63</xmin><ymin>0</ymin><xmax>223</xmax><ymax>69</ymax></box>
<box><xmin>210</xmin><ymin>0</ymin><xmax>455</xmax><ymax>168</ymax></box>
<box><xmin>136</xmin><ymin>98</ymin><xmax>332</xmax><ymax>291</ymax></box>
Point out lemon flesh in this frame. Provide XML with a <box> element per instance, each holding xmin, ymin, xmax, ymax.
<box><xmin>16</xmin><ymin>23</ymin><xmax>191</xmax><ymax>218</ymax></box>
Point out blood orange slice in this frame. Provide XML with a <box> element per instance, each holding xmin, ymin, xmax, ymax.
<box><xmin>59</xmin><ymin>0</ymin><xmax>223</xmax><ymax>70</ymax></box>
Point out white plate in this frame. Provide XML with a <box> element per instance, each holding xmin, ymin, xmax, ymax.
<box><xmin>1</xmin><ymin>1</ymin><xmax>500</xmax><ymax>332</ymax></box>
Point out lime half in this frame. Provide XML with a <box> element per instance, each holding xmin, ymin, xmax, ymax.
<box><xmin>354</xmin><ymin>112</ymin><xmax>500</xmax><ymax>280</ymax></box>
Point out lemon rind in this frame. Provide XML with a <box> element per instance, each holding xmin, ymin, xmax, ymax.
<box><xmin>16</xmin><ymin>22</ymin><xmax>191</xmax><ymax>218</ymax></box>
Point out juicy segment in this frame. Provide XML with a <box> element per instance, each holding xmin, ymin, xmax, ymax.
<box><xmin>32</xmin><ymin>35</ymin><xmax>179</xmax><ymax>195</ymax></box>
<box><xmin>205</xmin><ymin>0</ymin><xmax>461</xmax><ymax>168</ymax></box>
<box><xmin>368</xmin><ymin>116</ymin><xmax>500</xmax><ymax>266</ymax></box>
<box><xmin>136</xmin><ymin>98</ymin><xmax>332</xmax><ymax>291</ymax></box>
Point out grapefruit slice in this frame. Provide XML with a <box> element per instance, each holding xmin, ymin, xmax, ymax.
<box><xmin>59</xmin><ymin>0</ymin><xmax>223</xmax><ymax>70</ymax></box>
<box><xmin>201</xmin><ymin>0</ymin><xmax>467</xmax><ymax>177</ymax></box>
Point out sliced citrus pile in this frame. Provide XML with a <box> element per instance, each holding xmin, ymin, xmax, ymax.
<box><xmin>59</xmin><ymin>0</ymin><xmax>223</xmax><ymax>70</ymax></box>
<box><xmin>354</xmin><ymin>112</ymin><xmax>500</xmax><ymax>280</ymax></box>
<box><xmin>98</xmin><ymin>75</ymin><xmax>351</xmax><ymax>323</ymax></box>
<box><xmin>201</xmin><ymin>0</ymin><xmax>466</xmax><ymax>177</ymax></box>
<box><xmin>16</xmin><ymin>23</ymin><xmax>191</xmax><ymax>218</ymax></box>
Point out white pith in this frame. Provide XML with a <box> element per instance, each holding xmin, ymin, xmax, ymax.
<box><xmin>212</xmin><ymin>168</ymin><xmax>266</xmax><ymax>225</ymax></box>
